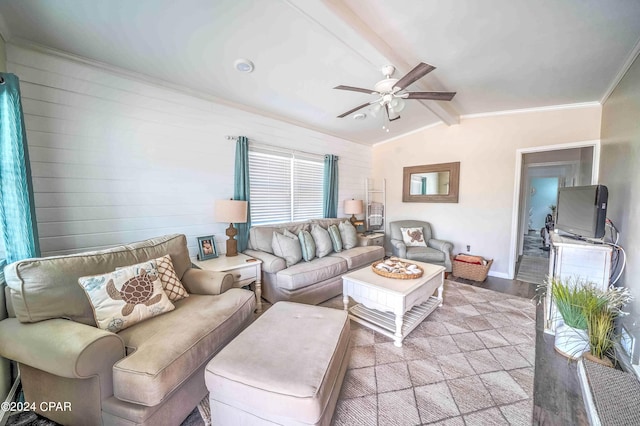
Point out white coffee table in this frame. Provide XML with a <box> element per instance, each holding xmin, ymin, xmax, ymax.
<box><xmin>342</xmin><ymin>260</ymin><xmax>445</xmax><ymax>347</ymax></box>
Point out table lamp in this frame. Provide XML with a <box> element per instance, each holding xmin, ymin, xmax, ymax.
<box><xmin>344</xmin><ymin>199</ymin><xmax>363</xmax><ymax>226</ymax></box>
<box><xmin>215</xmin><ymin>199</ymin><xmax>248</xmax><ymax>257</ymax></box>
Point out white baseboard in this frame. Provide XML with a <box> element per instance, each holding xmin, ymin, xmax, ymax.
<box><xmin>488</xmin><ymin>271</ymin><xmax>510</xmax><ymax>279</ymax></box>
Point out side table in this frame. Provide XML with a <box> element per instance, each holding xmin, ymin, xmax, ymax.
<box><xmin>192</xmin><ymin>253</ymin><xmax>263</xmax><ymax>312</ymax></box>
<box><xmin>358</xmin><ymin>232</ymin><xmax>384</xmax><ymax>247</ymax></box>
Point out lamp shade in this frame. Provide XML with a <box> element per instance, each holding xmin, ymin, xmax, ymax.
<box><xmin>344</xmin><ymin>199</ymin><xmax>363</xmax><ymax>215</ymax></box>
<box><xmin>215</xmin><ymin>199</ymin><xmax>248</xmax><ymax>223</ymax></box>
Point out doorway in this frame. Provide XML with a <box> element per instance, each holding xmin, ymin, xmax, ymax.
<box><xmin>508</xmin><ymin>142</ymin><xmax>600</xmax><ymax>281</ymax></box>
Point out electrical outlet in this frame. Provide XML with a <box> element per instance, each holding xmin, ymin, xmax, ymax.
<box><xmin>466</xmin><ymin>245</ymin><xmax>471</xmax><ymax>252</ymax></box>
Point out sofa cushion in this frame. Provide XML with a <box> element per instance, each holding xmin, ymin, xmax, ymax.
<box><xmin>79</xmin><ymin>263</ymin><xmax>175</xmax><ymax>332</ymax></box>
<box><xmin>112</xmin><ymin>289</ymin><xmax>255</xmax><ymax>406</ymax></box>
<box><xmin>276</xmin><ymin>257</ymin><xmax>347</xmax><ymax>291</ymax></box>
<box><xmin>338</xmin><ymin>221</ymin><xmax>358</xmax><ymax>250</ymax></box>
<box><xmin>311</xmin><ymin>225</ymin><xmax>333</xmax><ymax>258</ymax></box>
<box><xmin>272</xmin><ymin>232</ymin><xmax>302</xmax><ymax>267</ymax></box>
<box><xmin>406</xmin><ymin>246</ymin><xmax>446</xmax><ymax>263</ymax></box>
<box><xmin>328</xmin><ymin>225</ymin><xmax>343</xmax><ymax>253</ymax></box>
<box><xmin>4</xmin><ymin>234</ymin><xmax>190</xmax><ymax>325</ymax></box>
<box><xmin>298</xmin><ymin>230</ymin><xmax>316</xmax><ymax>262</ymax></box>
<box><xmin>328</xmin><ymin>246</ymin><xmax>385</xmax><ymax>270</ymax></box>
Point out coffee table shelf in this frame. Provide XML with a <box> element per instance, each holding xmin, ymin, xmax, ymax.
<box><xmin>349</xmin><ymin>296</ymin><xmax>441</xmax><ymax>340</ymax></box>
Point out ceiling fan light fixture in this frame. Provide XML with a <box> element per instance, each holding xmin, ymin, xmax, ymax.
<box><xmin>389</xmin><ymin>98</ymin><xmax>405</xmax><ymax>113</ymax></box>
<box><xmin>234</xmin><ymin>58</ymin><xmax>254</xmax><ymax>73</ymax></box>
<box><xmin>353</xmin><ymin>113</ymin><xmax>366</xmax><ymax>120</ymax></box>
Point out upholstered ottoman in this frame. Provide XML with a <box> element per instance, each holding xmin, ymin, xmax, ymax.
<box><xmin>205</xmin><ymin>301</ymin><xmax>351</xmax><ymax>425</ymax></box>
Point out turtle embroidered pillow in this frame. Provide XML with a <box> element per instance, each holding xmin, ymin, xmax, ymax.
<box><xmin>78</xmin><ymin>263</ymin><xmax>175</xmax><ymax>333</ymax></box>
<box><xmin>400</xmin><ymin>227</ymin><xmax>427</xmax><ymax>247</ymax></box>
<box><xmin>116</xmin><ymin>255</ymin><xmax>189</xmax><ymax>302</ymax></box>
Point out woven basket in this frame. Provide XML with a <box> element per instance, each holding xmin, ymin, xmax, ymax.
<box><xmin>452</xmin><ymin>258</ymin><xmax>493</xmax><ymax>281</ymax></box>
<box><xmin>371</xmin><ymin>259</ymin><xmax>424</xmax><ymax>280</ymax></box>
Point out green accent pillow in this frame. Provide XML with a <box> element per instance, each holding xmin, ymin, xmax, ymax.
<box><xmin>328</xmin><ymin>224</ymin><xmax>343</xmax><ymax>253</ymax></box>
<box><xmin>339</xmin><ymin>220</ymin><xmax>358</xmax><ymax>250</ymax></box>
<box><xmin>298</xmin><ymin>230</ymin><xmax>316</xmax><ymax>261</ymax></box>
<box><xmin>311</xmin><ymin>224</ymin><xmax>333</xmax><ymax>258</ymax></box>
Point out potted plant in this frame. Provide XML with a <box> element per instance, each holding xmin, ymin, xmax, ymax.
<box><xmin>583</xmin><ymin>285</ymin><xmax>633</xmax><ymax>367</ymax></box>
<box><xmin>547</xmin><ymin>277</ymin><xmax>598</xmax><ymax>358</ymax></box>
<box><xmin>541</xmin><ymin>277</ymin><xmax>633</xmax><ymax>363</ymax></box>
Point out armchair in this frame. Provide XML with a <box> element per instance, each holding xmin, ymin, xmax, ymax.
<box><xmin>389</xmin><ymin>220</ymin><xmax>453</xmax><ymax>272</ymax></box>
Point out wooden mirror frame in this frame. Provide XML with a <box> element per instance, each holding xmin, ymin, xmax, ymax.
<box><xmin>402</xmin><ymin>162</ymin><xmax>460</xmax><ymax>203</ymax></box>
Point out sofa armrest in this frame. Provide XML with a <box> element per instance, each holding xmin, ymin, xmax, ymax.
<box><xmin>181</xmin><ymin>268</ymin><xmax>234</xmax><ymax>295</ymax></box>
<box><xmin>0</xmin><ymin>318</ymin><xmax>124</xmax><ymax>379</ymax></box>
<box><xmin>244</xmin><ymin>249</ymin><xmax>286</xmax><ymax>274</ymax></box>
<box><xmin>390</xmin><ymin>239</ymin><xmax>407</xmax><ymax>258</ymax></box>
<box><xmin>428</xmin><ymin>238</ymin><xmax>454</xmax><ymax>272</ymax></box>
<box><xmin>428</xmin><ymin>238</ymin><xmax>453</xmax><ymax>254</ymax></box>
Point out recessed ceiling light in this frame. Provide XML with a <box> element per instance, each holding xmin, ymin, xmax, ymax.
<box><xmin>353</xmin><ymin>113</ymin><xmax>366</xmax><ymax>120</ymax></box>
<box><xmin>234</xmin><ymin>59</ymin><xmax>254</xmax><ymax>73</ymax></box>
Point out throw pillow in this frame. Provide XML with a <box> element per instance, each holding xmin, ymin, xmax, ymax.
<box><xmin>272</xmin><ymin>231</ymin><xmax>303</xmax><ymax>267</ymax></box>
<box><xmin>154</xmin><ymin>255</ymin><xmax>189</xmax><ymax>301</ymax></box>
<box><xmin>117</xmin><ymin>256</ymin><xmax>189</xmax><ymax>302</ymax></box>
<box><xmin>339</xmin><ymin>221</ymin><xmax>358</xmax><ymax>250</ymax></box>
<box><xmin>328</xmin><ymin>224</ymin><xmax>343</xmax><ymax>253</ymax></box>
<box><xmin>311</xmin><ymin>224</ymin><xmax>333</xmax><ymax>258</ymax></box>
<box><xmin>78</xmin><ymin>264</ymin><xmax>175</xmax><ymax>333</ymax></box>
<box><xmin>283</xmin><ymin>229</ymin><xmax>298</xmax><ymax>239</ymax></box>
<box><xmin>401</xmin><ymin>227</ymin><xmax>427</xmax><ymax>247</ymax></box>
<box><xmin>298</xmin><ymin>230</ymin><xmax>316</xmax><ymax>262</ymax></box>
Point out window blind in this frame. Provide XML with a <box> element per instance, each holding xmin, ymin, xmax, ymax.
<box><xmin>248</xmin><ymin>148</ymin><xmax>323</xmax><ymax>225</ymax></box>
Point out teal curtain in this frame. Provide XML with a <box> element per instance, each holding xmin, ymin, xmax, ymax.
<box><xmin>323</xmin><ymin>154</ymin><xmax>339</xmax><ymax>218</ymax></box>
<box><xmin>0</xmin><ymin>73</ymin><xmax>40</xmax><ymax>263</ymax></box>
<box><xmin>233</xmin><ymin>136</ymin><xmax>251</xmax><ymax>252</ymax></box>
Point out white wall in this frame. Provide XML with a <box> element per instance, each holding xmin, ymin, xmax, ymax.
<box><xmin>600</xmin><ymin>54</ymin><xmax>640</xmax><ymax>363</ymax></box>
<box><xmin>373</xmin><ymin>106</ymin><xmax>601</xmax><ymax>277</ymax></box>
<box><xmin>7</xmin><ymin>44</ymin><xmax>371</xmax><ymax>258</ymax></box>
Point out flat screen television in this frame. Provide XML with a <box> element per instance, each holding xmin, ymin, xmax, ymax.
<box><xmin>555</xmin><ymin>185</ymin><xmax>608</xmax><ymax>239</ymax></box>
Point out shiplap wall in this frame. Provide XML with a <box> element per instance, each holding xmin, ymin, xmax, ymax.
<box><xmin>7</xmin><ymin>44</ymin><xmax>371</xmax><ymax>258</ymax></box>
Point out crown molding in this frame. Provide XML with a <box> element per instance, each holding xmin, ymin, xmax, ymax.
<box><xmin>601</xmin><ymin>35</ymin><xmax>640</xmax><ymax>104</ymax></box>
<box><xmin>460</xmin><ymin>101</ymin><xmax>601</xmax><ymax>120</ymax></box>
<box><xmin>7</xmin><ymin>39</ymin><xmax>369</xmax><ymax>146</ymax></box>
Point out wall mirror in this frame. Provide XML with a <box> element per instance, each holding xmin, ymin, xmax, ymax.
<box><xmin>403</xmin><ymin>162</ymin><xmax>460</xmax><ymax>203</ymax></box>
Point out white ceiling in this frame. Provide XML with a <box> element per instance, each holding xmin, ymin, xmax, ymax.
<box><xmin>1</xmin><ymin>0</ymin><xmax>639</xmax><ymax>145</ymax></box>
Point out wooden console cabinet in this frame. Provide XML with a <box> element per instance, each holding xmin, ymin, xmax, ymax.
<box><xmin>544</xmin><ymin>233</ymin><xmax>613</xmax><ymax>333</ymax></box>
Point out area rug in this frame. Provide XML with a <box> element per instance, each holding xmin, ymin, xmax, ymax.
<box><xmin>516</xmin><ymin>255</ymin><xmax>549</xmax><ymax>285</ymax></box>
<box><xmin>8</xmin><ymin>281</ymin><xmax>535</xmax><ymax>426</ymax></box>
<box><xmin>187</xmin><ymin>280</ymin><xmax>536</xmax><ymax>425</ymax></box>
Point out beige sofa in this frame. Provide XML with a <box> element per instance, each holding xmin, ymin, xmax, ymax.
<box><xmin>244</xmin><ymin>218</ymin><xmax>384</xmax><ymax>305</ymax></box>
<box><xmin>0</xmin><ymin>234</ymin><xmax>256</xmax><ymax>426</ymax></box>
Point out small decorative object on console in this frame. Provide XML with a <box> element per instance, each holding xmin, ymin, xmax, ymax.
<box><xmin>372</xmin><ymin>257</ymin><xmax>424</xmax><ymax>279</ymax></box>
<box><xmin>197</xmin><ymin>235</ymin><xmax>218</xmax><ymax>260</ymax></box>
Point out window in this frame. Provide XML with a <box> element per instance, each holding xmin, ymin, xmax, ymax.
<box><xmin>248</xmin><ymin>148</ymin><xmax>324</xmax><ymax>225</ymax></box>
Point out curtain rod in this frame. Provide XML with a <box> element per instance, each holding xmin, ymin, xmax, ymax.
<box><xmin>225</xmin><ymin>135</ymin><xmax>338</xmax><ymax>160</ymax></box>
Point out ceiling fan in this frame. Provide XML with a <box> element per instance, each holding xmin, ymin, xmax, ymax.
<box><xmin>334</xmin><ymin>62</ymin><xmax>456</xmax><ymax>124</ymax></box>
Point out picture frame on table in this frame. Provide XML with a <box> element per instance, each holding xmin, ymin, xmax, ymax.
<box><xmin>197</xmin><ymin>236</ymin><xmax>218</xmax><ymax>260</ymax></box>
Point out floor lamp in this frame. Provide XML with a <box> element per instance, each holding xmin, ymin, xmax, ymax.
<box><xmin>215</xmin><ymin>199</ymin><xmax>248</xmax><ymax>257</ymax></box>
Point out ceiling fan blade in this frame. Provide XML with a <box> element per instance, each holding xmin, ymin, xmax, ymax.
<box><xmin>393</xmin><ymin>62</ymin><xmax>435</xmax><ymax>90</ymax></box>
<box><xmin>337</xmin><ymin>102</ymin><xmax>371</xmax><ymax>118</ymax></box>
<box><xmin>384</xmin><ymin>103</ymin><xmax>401</xmax><ymax>121</ymax></box>
<box><xmin>334</xmin><ymin>85</ymin><xmax>376</xmax><ymax>94</ymax></box>
<box><xmin>405</xmin><ymin>91</ymin><xmax>456</xmax><ymax>101</ymax></box>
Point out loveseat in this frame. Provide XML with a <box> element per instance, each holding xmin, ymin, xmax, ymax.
<box><xmin>0</xmin><ymin>234</ymin><xmax>256</xmax><ymax>426</ymax></box>
<box><xmin>244</xmin><ymin>218</ymin><xmax>385</xmax><ymax>305</ymax></box>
